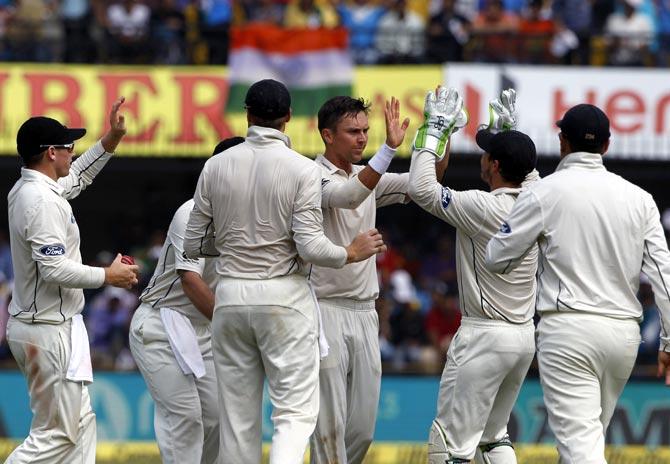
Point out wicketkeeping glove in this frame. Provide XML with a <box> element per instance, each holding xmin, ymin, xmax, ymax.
<box><xmin>487</xmin><ymin>88</ymin><xmax>517</xmax><ymax>133</ymax></box>
<box><xmin>412</xmin><ymin>87</ymin><xmax>468</xmax><ymax>159</ymax></box>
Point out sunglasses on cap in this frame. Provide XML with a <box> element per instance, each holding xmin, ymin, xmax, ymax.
<box><xmin>39</xmin><ymin>143</ymin><xmax>75</xmax><ymax>153</ymax></box>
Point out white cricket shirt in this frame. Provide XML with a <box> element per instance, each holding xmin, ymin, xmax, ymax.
<box><xmin>485</xmin><ymin>151</ymin><xmax>670</xmax><ymax>351</ymax></box>
<box><xmin>310</xmin><ymin>154</ymin><xmax>409</xmax><ymax>301</ymax></box>
<box><xmin>409</xmin><ymin>149</ymin><xmax>538</xmax><ymax>324</ymax></box>
<box><xmin>8</xmin><ymin>141</ymin><xmax>111</xmax><ymax>324</ymax></box>
<box><xmin>140</xmin><ymin>199</ymin><xmax>216</xmax><ymax>324</ymax></box>
<box><xmin>184</xmin><ymin>126</ymin><xmax>348</xmax><ymax>306</ymax></box>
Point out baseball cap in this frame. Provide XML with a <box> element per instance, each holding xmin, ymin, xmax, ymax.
<box><xmin>476</xmin><ymin>129</ymin><xmax>537</xmax><ymax>183</ymax></box>
<box><xmin>556</xmin><ymin>104</ymin><xmax>610</xmax><ymax>150</ymax></box>
<box><xmin>17</xmin><ymin>116</ymin><xmax>86</xmax><ymax>161</ymax></box>
<box><xmin>244</xmin><ymin>79</ymin><xmax>291</xmax><ymax>120</ymax></box>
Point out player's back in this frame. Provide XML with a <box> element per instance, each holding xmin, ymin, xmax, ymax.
<box><xmin>201</xmin><ymin>126</ymin><xmax>319</xmax><ymax>279</ymax></box>
<box><xmin>454</xmin><ymin>188</ymin><xmax>538</xmax><ymax>324</ymax></box>
<box><xmin>531</xmin><ymin>151</ymin><xmax>651</xmax><ymax>317</ymax></box>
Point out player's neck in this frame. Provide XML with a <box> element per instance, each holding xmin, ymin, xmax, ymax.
<box><xmin>489</xmin><ymin>176</ymin><xmax>519</xmax><ymax>191</ymax></box>
<box><xmin>324</xmin><ymin>150</ymin><xmax>353</xmax><ymax>175</ymax></box>
<box><xmin>28</xmin><ymin>162</ymin><xmax>58</xmax><ymax>182</ymax></box>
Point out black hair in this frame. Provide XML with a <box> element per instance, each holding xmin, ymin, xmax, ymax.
<box><xmin>212</xmin><ymin>136</ymin><xmax>245</xmax><ymax>156</ymax></box>
<box><xmin>493</xmin><ymin>157</ymin><xmax>533</xmax><ymax>184</ymax></box>
<box><xmin>248</xmin><ymin>114</ymin><xmax>289</xmax><ymax>131</ymax></box>
<box><xmin>317</xmin><ymin>96</ymin><xmax>371</xmax><ymax>134</ymax></box>
<box><xmin>565</xmin><ymin>136</ymin><xmax>606</xmax><ymax>155</ymax></box>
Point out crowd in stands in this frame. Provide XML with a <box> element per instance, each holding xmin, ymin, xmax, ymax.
<box><xmin>0</xmin><ymin>211</ymin><xmax>665</xmax><ymax>375</ymax></box>
<box><xmin>0</xmin><ymin>0</ymin><xmax>668</xmax><ymax>66</ymax></box>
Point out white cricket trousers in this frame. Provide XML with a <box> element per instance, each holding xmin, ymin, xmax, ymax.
<box><xmin>537</xmin><ymin>312</ymin><xmax>640</xmax><ymax>464</ymax></box>
<box><xmin>310</xmin><ymin>298</ymin><xmax>381</xmax><ymax>464</ymax></box>
<box><xmin>5</xmin><ymin>317</ymin><xmax>96</xmax><ymax>464</ymax></box>
<box><xmin>128</xmin><ymin>303</ymin><xmax>219</xmax><ymax>464</ymax></box>
<box><xmin>212</xmin><ymin>302</ymin><xmax>320</xmax><ymax>464</ymax></box>
<box><xmin>434</xmin><ymin>317</ymin><xmax>535</xmax><ymax>461</ymax></box>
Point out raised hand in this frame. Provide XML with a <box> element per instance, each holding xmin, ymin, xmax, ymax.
<box><xmin>109</xmin><ymin>96</ymin><xmax>126</xmax><ymax>137</ymax></box>
<box><xmin>384</xmin><ymin>96</ymin><xmax>410</xmax><ymax>149</ymax></box>
<box><xmin>488</xmin><ymin>88</ymin><xmax>517</xmax><ymax>133</ymax></box>
<box><xmin>412</xmin><ymin>86</ymin><xmax>468</xmax><ymax>159</ymax></box>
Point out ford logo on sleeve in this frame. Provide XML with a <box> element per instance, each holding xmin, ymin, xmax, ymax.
<box><xmin>499</xmin><ymin>222</ymin><xmax>511</xmax><ymax>234</ymax></box>
<box><xmin>441</xmin><ymin>187</ymin><xmax>452</xmax><ymax>209</ymax></box>
<box><xmin>39</xmin><ymin>244</ymin><xmax>66</xmax><ymax>256</ymax></box>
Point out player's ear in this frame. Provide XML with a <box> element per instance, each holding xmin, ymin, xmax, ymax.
<box><xmin>321</xmin><ymin>128</ymin><xmax>334</xmax><ymax>145</ymax></box>
<box><xmin>600</xmin><ymin>139</ymin><xmax>610</xmax><ymax>156</ymax></box>
<box><xmin>491</xmin><ymin>159</ymin><xmax>501</xmax><ymax>174</ymax></box>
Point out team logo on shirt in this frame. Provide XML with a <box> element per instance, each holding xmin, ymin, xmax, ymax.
<box><xmin>499</xmin><ymin>222</ymin><xmax>511</xmax><ymax>234</ymax></box>
<box><xmin>39</xmin><ymin>244</ymin><xmax>66</xmax><ymax>256</ymax></box>
<box><xmin>441</xmin><ymin>187</ymin><xmax>452</xmax><ymax>209</ymax></box>
<box><xmin>70</xmin><ymin>215</ymin><xmax>76</xmax><ymax>224</ymax></box>
<box><xmin>321</xmin><ymin>179</ymin><xmax>330</xmax><ymax>189</ymax></box>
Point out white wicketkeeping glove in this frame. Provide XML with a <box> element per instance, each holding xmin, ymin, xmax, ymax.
<box><xmin>487</xmin><ymin>88</ymin><xmax>517</xmax><ymax>133</ymax></box>
<box><xmin>412</xmin><ymin>87</ymin><xmax>468</xmax><ymax>159</ymax></box>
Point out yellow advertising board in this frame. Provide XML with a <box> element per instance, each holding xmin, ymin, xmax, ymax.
<box><xmin>0</xmin><ymin>64</ymin><xmax>440</xmax><ymax>158</ymax></box>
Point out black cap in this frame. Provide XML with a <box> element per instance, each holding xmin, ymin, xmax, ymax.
<box><xmin>17</xmin><ymin>116</ymin><xmax>86</xmax><ymax>161</ymax></box>
<box><xmin>476</xmin><ymin>129</ymin><xmax>537</xmax><ymax>183</ymax></box>
<box><xmin>244</xmin><ymin>79</ymin><xmax>291</xmax><ymax>120</ymax></box>
<box><xmin>556</xmin><ymin>104</ymin><xmax>610</xmax><ymax>150</ymax></box>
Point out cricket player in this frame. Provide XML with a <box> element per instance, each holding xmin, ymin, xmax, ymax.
<box><xmin>485</xmin><ymin>103</ymin><xmax>670</xmax><ymax>464</ymax></box>
<box><xmin>5</xmin><ymin>98</ymin><xmax>139</xmax><ymax>464</ymax></box>
<box><xmin>183</xmin><ymin>79</ymin><xmax>385</xmax><ymax>464</ymax></box>
<box><xmin>408</xmin><ymin>87</ymin><xmax>539</xmax><ymax>464</ymax></box>
<box><xmin>309</xmin><ymin>95</ymin><xmax>415</xmax><ymax>464</ymax></box>
<box><xmin>128</xmin><ymin>136</ymin><xmax>244</xmax><ymax>464</ymax></box>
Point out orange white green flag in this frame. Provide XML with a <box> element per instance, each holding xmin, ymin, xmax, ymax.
<box><xmin>226</xmin><ymin>24</ymin><xmax>353</xmax><ymax>117</ymax></box>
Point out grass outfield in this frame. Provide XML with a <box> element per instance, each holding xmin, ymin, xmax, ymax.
<box><xmin>2</xmin><ymin>440</ymin><xmax>670</xmax><ymax>463</ymax></box>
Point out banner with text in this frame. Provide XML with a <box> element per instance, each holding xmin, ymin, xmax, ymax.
<box><xmin>0</xmin><ymin>372</ymin><xmax>669</xmax><ymax>445</ymax></box>
<box><xmin>443</xmin><ymin>63</ymin><xmax>670</xmax><ymax>160</ymax></box>
<box><xmin>0</xmin><ymin>64</ymin><xmax>440</xmax><ymax>157</ymax></box>
<box><xmin>0</xmin><ymin>64</ymin><xmax>667</xmax><ymax>159</ymax></box>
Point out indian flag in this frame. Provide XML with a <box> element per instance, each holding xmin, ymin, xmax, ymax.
<box><xmin>227</xmin><ymin>24</ymin><xmax>353</xmax><ymax>117</ymax></box>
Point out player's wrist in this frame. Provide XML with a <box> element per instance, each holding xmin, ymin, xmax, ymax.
<box><xmin>367</xmin><ymin>143</ymin><xmax>396</xmax><ymax>174</ymax></box>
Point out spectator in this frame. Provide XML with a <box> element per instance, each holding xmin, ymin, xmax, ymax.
<box><xmin>284</xmin><ymin>0</ymin><xmax>339</xmax><ymax>27</ymax></box>
<box><xmin>335</xmin><ymin>0</ymin><xmax>387</xmax><ymax>64</ymax></box>
<box><xmin>425</xmin><ymin>0</ymin><xmax>471</xmax><ymax>63</ymax></box>
<box><xmin>61</xmin><ymin>0</ymin><xmax>92</xmax><ymax>62</ymax></box>
<box><xmin>388</xmin><ymin>269</ymin><xmax>435</xmax><ymax>371</ymax></box>
<box><xmin>424</xmin><ymin>282</ymin><xmax>461</xmax><ymax>365</ymax></box>
<box><xmin>655</xmin><ymin>0</ymin><xmax>670</xmax><ymax>66</ymax></box>
<box><xmin>552</xmin><ymin>0</ymin><xmax>594</xmax><ymax>64</ymax></box>
<box><xmin>0</xmin><ymin>229</ymin><xmax>13</xmax><ymax>285</ymax></box>
<box><xmin>246</xmin><ymin>0</ymin><xmax>284</xmax><ymax>24</ymax></box>
<box><xmin>419</xmin><ymin>235</ymin><xmax>457</xmax><ymax>289</ymax></box>
<box><xmin>604</xmin><ymin>0</ymin><xmax>654</xmax><ymax>66</ymax></box>
<box><xmin>518</xmin><ymin>0</ymin><xmax>555</xmax><ymax>63</ymax></box>
<box><xmin>375</xmin><ymin>0</ymin><xmax>426</xmax><ymax>63</ymax></box>
<box><xmin>151</xmin><ymin>0</ymin><xmax>186</xmax><ymax>64</ymax></box>
<box><xmin>469</xmin><ymin>0</ymin><xmax>520</xmax><ymax>63</ymax></box>
<box><xmin>106</xmin><ymin>0</ymin><xmax>152</xmax><ymax>63</ymax></box>
<box><xmin>200</xmin><ymin>0</ymin><xmax>231</xmax><ymax>64</ymax></box>
<box><xmin>86</xmin><ymin>286</ymin><xmax>138</xmax><ymax>369</ymax></box>
<box><xmin>478</xmin><ymin>0</ymin><xmax>525</xmax><ymax>13</ymax></box>
<box><xmin>6</xmin><ymin>0</ymin><xmax>63</xmax><ymax>61</ymax></box>
<box><xmin>638</xmin><ymin>278</ymin><xmax>661</xmax><ymax>365</ymax></box>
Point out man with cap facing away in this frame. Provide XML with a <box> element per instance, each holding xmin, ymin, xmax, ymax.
<box><xmin>409</xmin><ymin>86</ymin><xmax>539</xmax><ymax>464</ymax></box>
<box><xmin>183</xmin><ymin>79</ymin><xmax>386</xmax><ymax>464</ymax></box>
<box><xmin>129</xmin><ymin>136</ymin><xmax>244</xmax><ymax>464</ymax></box>
<box><xmin>485</xmin><ymin>103</ymin><xmax>670</xmax><ymax>463</ymax></box>
<box><xmin>5</xmin><ymin>98</ymin><xmax>139</xmax><ymax>464</ymax></box>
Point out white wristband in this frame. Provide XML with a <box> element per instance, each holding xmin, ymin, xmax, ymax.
<box><xmin>367</xmin><ymin>143</ymin><xmax>396</xmax><ymax>174</ymax></box>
